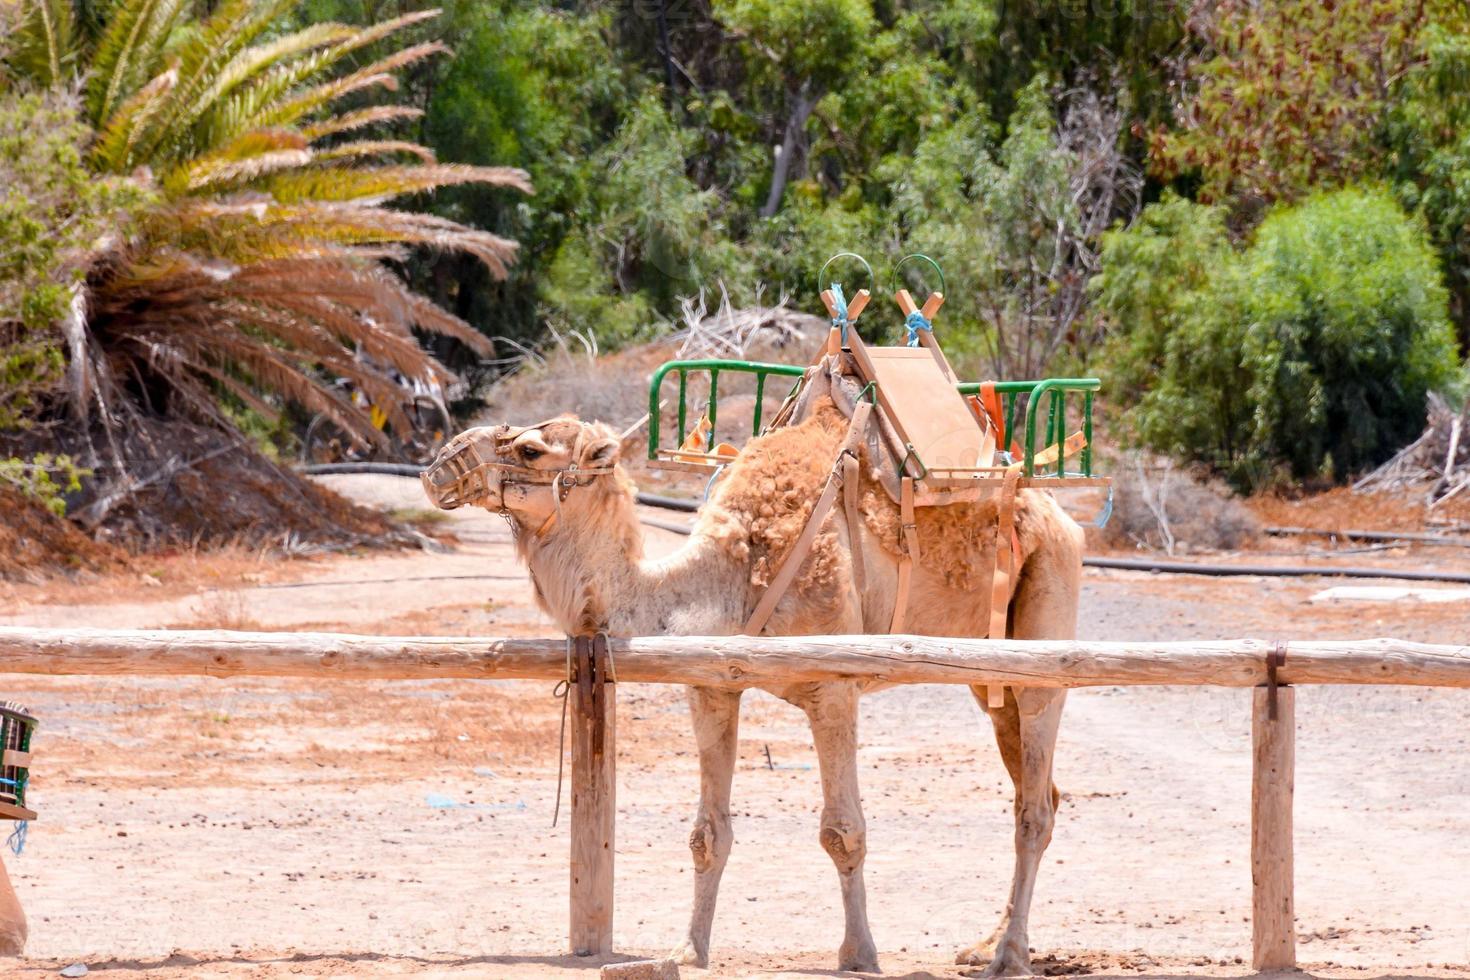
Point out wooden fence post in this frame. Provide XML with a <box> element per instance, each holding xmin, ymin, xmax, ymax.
<box><xmin>1251</xmin><ymin>685</ymin><xmax>1296</xmax><ymax>970</ymax></box>
<box><xmin>570</xmin><ymin>634</ymin><xmax>616</xmax><ymax>956</ymax></box>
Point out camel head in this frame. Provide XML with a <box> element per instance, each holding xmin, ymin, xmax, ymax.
<box><xmin>420</xmin><ymin>415</ymin><xmax>623</xmax><ymax>534</ymax></box>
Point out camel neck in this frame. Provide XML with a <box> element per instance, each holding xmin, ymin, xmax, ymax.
<box><xmin>521</xmin><ymin>480</ymin><xmax>747</xmax><ymax>637</ymax></box>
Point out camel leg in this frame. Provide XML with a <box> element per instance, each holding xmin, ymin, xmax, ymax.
<box><xmin>671</xmin><ymin>686</ymin><xmax>742</xmax><ymax>968</ymax></box>
<box><xmin>960</xmin><ymin>687</ymin><xmax>1066</xmax><ymax>976</ymax></box>
<box><xmin>797</xmin><ymin>681</ymin><xmax>879</xmax><ymax>973</ymax></box>
<box><xmin>958</xmin><ymin>535</ymin><xmax>1079</xmax><ymax>973</ymax></box>
<box><xmin>0</xmin><ymin>853</ymin><xmax>26</xmax><ymax>955</ymax></box>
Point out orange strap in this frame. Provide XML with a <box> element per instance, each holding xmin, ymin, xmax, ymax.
<box><xmin>977</xmin><ymin>382</ymin><xmax>1006</xmax><ymax>446</ymax></box>
<box><xmin>889</xmin><ymin>476</ymin><xmax>920</xmax><ymax>633</ymax></box>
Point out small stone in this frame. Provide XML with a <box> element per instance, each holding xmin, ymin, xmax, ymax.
<box><xmin>60</xmin><ymin>965</ymin><xmax>89</xmax><ymax>978</ymax></box>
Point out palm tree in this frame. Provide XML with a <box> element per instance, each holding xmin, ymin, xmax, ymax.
<box><xmin>4</xmin><ymin>0</ymin><xmax>531</xmax><ymax>456</ymax></box>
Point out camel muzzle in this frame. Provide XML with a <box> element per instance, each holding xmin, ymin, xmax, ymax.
<box><xmin>421</xmin><ymin>427</ymin><xmax>507</xmax><ymax>510</ymax></box>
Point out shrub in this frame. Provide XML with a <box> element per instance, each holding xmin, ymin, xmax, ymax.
<box><xmin>1098</xmin><ymin>186</ymin><xmax>1461</xmax><ymax>486</ymax></box>
<box><xmin>1240</xmin><ymin>187</ymin><xmax>1459</xmax><ymax>479</ymax></box>
<box><xmin>0</xmin><ymin>89</ymin><xmax>143</xmax><ymax>429</ymax></box>
<box><xmin>1093</xmin><ymin>193</ymin><xmax>1258</xmax><ymax>478</ymax></box>
<box><xmin>1101</xmin><ymin>455</ymin><xmax>1261</xmax><ymax>554</ymax></box>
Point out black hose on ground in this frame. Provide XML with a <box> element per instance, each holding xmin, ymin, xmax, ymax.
<box><xmin>634</xmin><ymin>492</ymin><xmax>702</xmax><ymax>513</ymax></box>
<box><xmin>640</xmin><ymin>516</ymin><xmax>698</xmax><ymax>536</ymax></box>
<box><xmin>1085</xmin><ymin>556</ymin><xmax>1470</xmax><ymax>585</ymax></box>
<box><xmin>1264</xmin><ymin>526</ymin><xmax>1470</xmax><ymax>548</ymax></box>
<box><xmin>303</xmin><ymin>462</ymin><xmax>424</xmax><ymax>477</ymax></box>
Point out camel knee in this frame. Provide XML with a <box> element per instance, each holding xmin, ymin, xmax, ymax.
<box><xmin>819</xmin><ymin>814</ymin><xmax>866</xmax><ymax>874</ymax></box>
<box><xmin>689</xmin><ymin>815</ymin><xmax>732</xmax><ymax>873</ymax></box>
<box><xmin>1015</xmin><ymin>802</ymin><xmax>1055</xmax><ymax>851</ymax></box>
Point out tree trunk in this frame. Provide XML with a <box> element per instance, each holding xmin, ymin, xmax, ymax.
<box><xmin>760</xmin><ymin>82</ymin><xmax>820</xmax><ymax>218</ymax></box>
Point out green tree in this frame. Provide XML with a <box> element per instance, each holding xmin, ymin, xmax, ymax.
<box><xmin>1153</xmin><ymin>0</ymin><xmax>1433</xmax><ymax>209</ymax></box>
<box><xmin>890</xmin><ymin>77</ymin><xmax>1140</xmax><ymax>379</ymax></box>
<box><xmin>416</xmin><ymin>2</ymin><xmax>628</xmax><ymax>352</ymax></box>
<box><xmin>542</xmin><ymin>95</ymin><xmax>748</xmax><ymax>345</ymax></box>
<box><xmin>714</xmin><ymin>0</ymin><xmax>876</xmax><ymax>216</ymax></box>
<box><xmin>1386</xmin><ymin>15</ymin><xmax>1470</xmax><ymax>346</ymax></box>
<box><xmin>1094</xmin><ymin>193</ymin><xmax>1255</xmax><ymax>473</ymax></box>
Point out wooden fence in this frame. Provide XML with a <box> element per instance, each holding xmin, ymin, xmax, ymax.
<box><xmin>2</xmin><ymin>626</ymin><xmax>1468</xmax><ymax>970</ymax></box>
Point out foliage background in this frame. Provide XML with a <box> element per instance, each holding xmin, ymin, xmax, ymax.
<box><xmin>2</xmin><ymin>0</ymin><xmax>1469</xmax><ymax>515</ymax></box>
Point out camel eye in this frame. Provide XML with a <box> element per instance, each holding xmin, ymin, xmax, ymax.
<box><xmin>519</xmin><ymin>446</ymin><xmax>543</xmax><ymax>462</ymax></box>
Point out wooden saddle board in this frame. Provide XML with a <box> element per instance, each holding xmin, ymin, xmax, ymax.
<box><xmin>745</xmin><ymin>331</ymin><xmax>1022</xmax><ymax>666</ymax></box>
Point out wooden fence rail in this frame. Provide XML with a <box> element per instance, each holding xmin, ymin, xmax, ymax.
<box><xmin>2</xmin><ymin>626</ymin><xmax>1467</xmax><ymax>970</ymax></box>
<box><xmin>0</xmin><ymin>627</ymin><xmax>1467</xmax><ymax>688</ymax></box>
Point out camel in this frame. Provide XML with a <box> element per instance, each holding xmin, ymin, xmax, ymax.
<box><xmin>422</xmin><ymin>392</ymin><xmax>1084</xmax><ymax>975</ymax></box>
<box><xmin>0</xmin><ymin>855</ymin><xmax>25</xmax><ymax>955</ymax></box>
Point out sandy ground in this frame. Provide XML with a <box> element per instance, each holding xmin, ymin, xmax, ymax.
<box><xmin>2</xmin><ymin>474</ymin><xmax>1469</xmax><ymax>980</ymax></box>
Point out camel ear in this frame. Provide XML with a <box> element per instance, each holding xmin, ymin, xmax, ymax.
<box><xmin>581</xmin><ymin>430</ymin><xmax>620</xmax><ymax>469</ymax></box>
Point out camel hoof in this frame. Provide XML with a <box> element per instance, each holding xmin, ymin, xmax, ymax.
<box><xmin>670</xmin><ymin>939</ymin><xmax>708</xmax><ymax>969</ymax></box>
<box><xmin>954</xmin><ymin>940</ymin><xmax>995</xmax><ymax>966</ymax></box>
<box><xmin>955</xmin><ymin>942</ymin><xmax>1034</xmax><ymax>977</ymax></box>
<box><xmin>837</xmin><ymin>937</ymin><xmax>879</xmax><ymax>974</ymax></box>
<box><xmin>977</xmin><ymin>952</ymin><xmax>1034</xmax><ymax>977</ymax></box>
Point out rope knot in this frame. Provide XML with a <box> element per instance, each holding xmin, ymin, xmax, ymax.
<box><xmin>829</xmin><ymin>282</ymin><xmax>852</xmax><ymax>344</ymax></box>
<box><xmin>904</xmin><ymin>309</ymin><xmax>932</xmax><ymax>347</ymax></box>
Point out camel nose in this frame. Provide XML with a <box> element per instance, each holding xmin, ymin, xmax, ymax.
<box><xmin>421</xmin><ymin>429</ymin><xmax>499</xmax><ymax>510</ymax></box>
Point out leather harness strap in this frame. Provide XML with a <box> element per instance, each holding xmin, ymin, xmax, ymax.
<box><xmin>984</xmin><ymin>468</ymin><xmax>1023</xmax><ymax>709</ymax></box>
<box><xmin>743</xmin><ymin>402</ymin><xmax>873</xmax><ymax>636</ymax></box>
<box><xmin>889</xmin><ymin>475</ymin><xmax>920</xmax><ymax>633</ymax></box>
<box><xmin>989</xmin><ymin>468</ymin><xmax>1021</xmax><ymax>640</ymax></box>
<box><xmin>842</xmin><ymin>453</ymin><xmax>866</xmax><ymax>598</ymax></box>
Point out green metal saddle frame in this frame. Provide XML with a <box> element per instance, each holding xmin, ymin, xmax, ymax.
<box><xmin>648</xmin><ymin>359</ymin><xmax>1100</xmax><ymax>482</ymax></box>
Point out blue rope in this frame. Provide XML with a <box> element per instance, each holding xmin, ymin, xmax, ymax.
<box><xmin>703</xmin><ymin>463</ymin><xmax>727</xmax><ymax>503</ymax></box>
<box><xmin>7</xmin><ymin>821</ymin><xmax>25</xmax><ymax>856</ymax></box>
<box><xmin>1092</xmin><ymin>479</ymin><xmax>1114</xmax><ymax>528</ymax></box>
<box><xmin>829</xmin><ymin>283</ymin><xmax>851</xmax><ymax>344</ymax></box>
<box><xmin>904</xmin><ymin>310</ymin><xmax>931</xmax><ymax>347</ymax></box>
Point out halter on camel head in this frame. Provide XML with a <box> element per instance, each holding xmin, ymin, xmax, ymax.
<box><xmin>420</xmin><ymin>417</ymin><xmax>618</xmax><ymax>536</ymax></box>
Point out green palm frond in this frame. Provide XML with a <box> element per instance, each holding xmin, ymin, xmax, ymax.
<box><xmin>8</xmin><ymin>0</ymin><xmax>79</xmax><ymax>86</ymax></box>
<box><xmin>248</xmin><ymin>40</ymin><xmax>449</xmax><ymax>133</ymax></box>
<box><xmin>91</xmin><ymin>63</ymin><xmax>178</xmax><ymax>172</ymax></box>
<box><xmin>301</xmin><ymin>105</ymin><xmax>423</xmax><ymax>141</ymax></box>
<box><xmin>87</xmin><ymin>0</ymin><xmax>188</xmax><ymax>125</ymax></box>
<box><xmin>264</xmin><ymin>163</ymin><xmax>530</xmax><ymax>203</ymax></box>
<box><xmin>204</xmin><ymin>11</ymin><xmax>441</xmax><ymax>149</ymax></box>
<box><xmin>145</xmin><ymin>16</ymin><xmax>352</xmax><ymax>166</ymax></box>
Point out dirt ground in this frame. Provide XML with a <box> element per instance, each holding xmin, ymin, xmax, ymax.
<box><xmin>2</xmin><ymin>474</ymin><xmax>1469</xmax><ymax>980</ymax></box>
